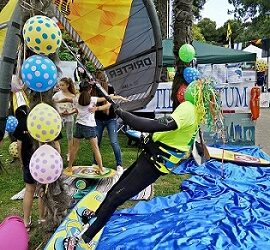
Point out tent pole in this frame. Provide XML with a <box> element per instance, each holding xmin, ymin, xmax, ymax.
<box><xmin>0</xmin><ymin>2</ymin><xmax>22</xmax><ymax>137</ymax></box>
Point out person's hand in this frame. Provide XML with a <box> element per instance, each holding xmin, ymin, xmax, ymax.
<box><xmin>89</xmin><ymin>106</ymin><xmax>97</xmax><ymax>113</ymax></box>
<box><xmin>120</xmin><ymin>96</ymin><xmax>129</xmax><ymax>101</ymax></box>
<box><xmin>61</xmin><ymin>110</ymin><xmax>70</xmax><ymax>116</ymax></box>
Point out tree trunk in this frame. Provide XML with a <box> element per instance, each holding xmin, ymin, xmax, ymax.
<box><xmin>154</xmin><ymin>0</ymin><xmax>169</xmax><ymax>39</ymax></box>
<box><xmin>171</xmin><ymin>0</ymin><xmax>193</xmax><ymax>110</ymax></box>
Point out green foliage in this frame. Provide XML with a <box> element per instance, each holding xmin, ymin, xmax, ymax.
<box><xmin>228</xmin><ymin>0</ymin><xmax>270</xmax><ymax>20</ymax></box>
<box><xmin>192</xmin><ymin>24</ymin><xmax>206</xmax><ymax>41</ymax></box>
<box><xmin>192</xmin><ymin>0</ymin><xmax>207</xmax><ymax>18</ymax></box>
<box><xmin>235</xmin><ymin>16</ymin><xmax>270</xmax><ymax>42</ymax></box>
<box><xmin>197</xmin><ymin>18</ymin><xmax>217</xmax><ymax>42</ymax></box>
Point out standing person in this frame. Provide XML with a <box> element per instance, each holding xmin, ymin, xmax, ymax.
<box><xmin>67</xmin><ymin>80</ymin><xmax>128</xmax><ymax>174</ymax></box>
<box><xmin>52</xmin><ymin>77</ymin><xmax>77</xmax><ymax>161</ymax></box>
<box><xmin>13</xmin><ymin>105</ymin><xmax>45</xmax><ymax>231</ymax></box>
<box><xmin>94</xmin><ymin>72</ymin><xmax>122</xmax><ymax>167</ymax></box>
<box><xmin>63</xmin><ymin>80</ymin><xmax>222</xmax><ymax>249</ymax></box>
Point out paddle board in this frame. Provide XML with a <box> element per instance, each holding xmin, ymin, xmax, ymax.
<box><xmin>207</xmin><ymin>146</ymin><xmax>270</xmax><ymax>166</ymax></box>
<box><xmin>64</xmin><ymin>166</ymin><xmax>116</xmax><ymax>179</ymax></box>
<box><xmin>44</xmin><ymin>190</ymin><xmax>105</xmax><ymax>250</ymax></box>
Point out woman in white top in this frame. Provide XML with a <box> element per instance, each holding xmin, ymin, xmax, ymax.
<box><xmin>52</xmin><ymin>77</ymin><xmax>76</xmax><ymax>160</ymax></box>
<box><xmin>67</xmin><ymin>80</ymin><xmax>127</xmax><ymax>174</ymax></box>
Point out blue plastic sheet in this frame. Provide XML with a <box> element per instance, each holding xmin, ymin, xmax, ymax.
<box><xmin>97</xmin><ymin>146</ymin><xmax>270</xmax><ymax>249</ymax></box>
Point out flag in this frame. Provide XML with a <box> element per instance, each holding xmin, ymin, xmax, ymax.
<box><xmin>226</xmin><ymin>22</ymin><xmax>232</xmax><ymax>48</ymax></box>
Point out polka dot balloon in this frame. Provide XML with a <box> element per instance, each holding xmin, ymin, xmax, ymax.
<box><xmin>256</xmin><ymin>59</ymin><xmax>268</xmax><ymax>72</ymax></box>
<box><xmin>9</xmin><ymin>142</ymin><xmax>19</xmax><ymax>158</ymax></box>
<box><xmin>27</xmin><ymin>103</ymin><xmax>62</xmax><ymax>142</ymax></box>
<box><xmin>23</xmin><ymin>15</ymin><xmax>62</xmax><ymax>55</ymax></box>
<box><xmin>29</xmin><ymin>144</ymin><xmax>63</xmax><ymax>184</ymax></box>
<box><xmin>21</xmin><ymin>55</ymin><xmax>57</xmax><ymax>92</ymax></box>
<box><xmin>183</xmin><ymin>67</ymin><xmax>200</xmax><ymax>84</ymax></box>
<box><xmin>5</xmin><ymin>116</ymin><xmax>18</xmax><ymax>133</ymax></box>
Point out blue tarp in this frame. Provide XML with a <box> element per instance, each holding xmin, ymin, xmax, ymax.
<box><xmin>97</xmin><ymin>146</ymin><xmax>270</xmax><ymax>249</ymax></box>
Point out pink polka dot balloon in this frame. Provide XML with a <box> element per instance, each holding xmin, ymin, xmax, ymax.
<box><xmin>29</xmin><ymin>144</ymin><xmax>63</xmax><ymax>184</ymax></box>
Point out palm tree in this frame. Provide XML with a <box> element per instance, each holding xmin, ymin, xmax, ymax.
<box><xmin>154</xmin><ymin>0</ymin><xmax>169</xmax><ymax>39</ymax></box>
<box><xmin>171</xmin><ymin>0</ymin><xmax>194</xmax><ymax>110</ymax></box>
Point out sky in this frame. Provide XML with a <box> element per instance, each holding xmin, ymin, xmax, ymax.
<box><xmin>200</xmin><ymin>0</ymin><xmax>234</xmax><ymax>28</ymax></box>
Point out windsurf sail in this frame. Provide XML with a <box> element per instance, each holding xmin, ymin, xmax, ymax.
<box><xmin>0</xmin><ymin>0</ymin><xmax>18</xmax><ymax>56</ymax></box>
<box><xmin>0</xmin><ymin>0</ymin><xmax>22</xmax><ymax>137</ymax></box>
<box><xmin>52</xmin><ymin>0</ymin><xmax>162</xmax><ymax>111</ymax></box>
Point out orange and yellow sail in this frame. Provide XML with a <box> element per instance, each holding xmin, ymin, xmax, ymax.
<box><xmin>54</xmin><ymin>0</ymin><xmax>132</xmax><ymax>67</ymax></box>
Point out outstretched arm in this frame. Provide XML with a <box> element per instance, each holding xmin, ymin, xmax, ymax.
<box><xmin>115</xmin><ymin>108</ymin><xmax>177</xmax><ymax>133</ymax></box>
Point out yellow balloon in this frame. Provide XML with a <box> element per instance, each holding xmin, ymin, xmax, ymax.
<box><xmin>27</xmin><ymin>103</ymin><xmax>62</xmax><ymax>142</ymax></box>
<box><xmin>9</xmin><ymin>142</ymin><xmax>19</xmax><ymax>158</ymax></box>
<box><xmin>23</xmin><ymin>15</ymin><xmax>62</xmax><ymax>55</ymax></box>
<box><xmin>256</xmin><ymin>59</ymin><xmax>268</xmax><ymax>72</ymax></box>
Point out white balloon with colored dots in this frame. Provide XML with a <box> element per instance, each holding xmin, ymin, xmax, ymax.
<box><xmin>21</xmin><ymin>55</ymin><xmax>58</xmax><ymax>92</ymax></box>
<box><xmin>27</xmin><ymin>103</ymin><xmax>62</xmax><ymax>142</ymax></box>
<box><xmin>29</xmin><ymin>144</ymin><xmax>63</xmax><ymax>184</ymax></box>
<box><xmin>23</xmin><ymin>15</ymin><xmax>62</xmax><ymax>55</ymax></box>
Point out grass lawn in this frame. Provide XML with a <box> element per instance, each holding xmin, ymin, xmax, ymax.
<box><xmin>0</xmin><ymin>131</ymin><xmax>190</xmax><ymax>249</ymax></box>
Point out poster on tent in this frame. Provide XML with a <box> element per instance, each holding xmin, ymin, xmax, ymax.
<box><xmin>198</xmin><ymin>64</ymin><xmax>243</xmax><ymax>84</ymax></box>
<box><xmin>203</xmin><ymin>113</ymin><xmax>255</xmax><ymax>146</ymax></box>
<box><xmin>215</xmin><ymin>80</ymin><xmax>254</xmax><ymax>112</ymax></box>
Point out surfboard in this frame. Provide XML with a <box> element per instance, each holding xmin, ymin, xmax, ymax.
<box><xmin>207</xmin><ymin>146</ymin><xmax>270</xmax><ymax>166</ymax></box>
<box><xmin>63</xmin><ymin>166</ymin><xmax>116</xmax><ymax>179</ymax></box>
<box><xmin>191</xmin><ymin>129</ymin><xmax>270</xmax><ymax>167</ymax></box>
<box><xmin>44</xmin><ymin>191</ymin><xmax>105</xmax><ymax>250</ymax></box>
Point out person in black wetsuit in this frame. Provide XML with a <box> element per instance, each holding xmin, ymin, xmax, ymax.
<box><xmin>63</xmin><ymin>79</ymin><xmax>220</xmax><ymax>249</ymax></box>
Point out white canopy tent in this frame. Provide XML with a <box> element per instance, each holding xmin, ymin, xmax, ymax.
<box><xmin>243</xmin><ymin>44</ymin><xmax>266</xmax><ymax>61</ymax></box>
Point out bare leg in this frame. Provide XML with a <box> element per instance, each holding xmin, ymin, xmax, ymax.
<box><xmin>38</xmin><ymin>189</ymin><xmax>45</xmax><ymax>221</ymax></box>
<box><xmin>54</xmin><ymin>140</ymin><xmax>61</xmax><ymax>154</ymax></box>
<box><xmin>67</xmin><ymin>138</ymin><xmax>73</xmax><ymax>161</ymax></box>
<box><xmin>67</xmin><ymin>138</ymin><xmax>80</xmax><ymax>172</ymax></box>
<box><xmin>23</xmin><ymin>183</ymin><xmax>36</xmax><ymax>227</ymax></box>
<box><xmin>89</xmin><ymin>137</ymin><xmax>103</xmax><ymax>173</ymax></box>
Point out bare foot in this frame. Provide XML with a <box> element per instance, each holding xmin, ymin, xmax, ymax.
<box><xmin>65</xmin><ymin>167</ymin><xmax>73</xmax><ymax>175</ymax></box>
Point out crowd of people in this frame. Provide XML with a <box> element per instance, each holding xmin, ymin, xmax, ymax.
<box><xmin>1</xmin><ymin>70</ymin><xmax>128</xmax><ymax>231</ymax></box>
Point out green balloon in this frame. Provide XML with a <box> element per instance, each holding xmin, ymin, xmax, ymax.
<box><xmin>184</xmin><ymin>80</ymin><xmax>197</xmax><ymax>104</ymax></box>
<box><xmin>179</xmin><ymin>44</ymin><xmax>195</xmax><ymax>63</ymax></box>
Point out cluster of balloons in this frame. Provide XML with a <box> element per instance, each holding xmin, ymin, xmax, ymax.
<box><xmin>20</xmin><ymin>15</ymin><xmax>63</xmax><ymax>184</ymax></box>
<box><xmin>22</xmin><ymin>15</ymin><xmax>61</xmax><ymax>92</ymax></box>
<box><xmin>176</xmin><ymin>44</ymin><xmax>201</xmax><ymax>103</ymax></box>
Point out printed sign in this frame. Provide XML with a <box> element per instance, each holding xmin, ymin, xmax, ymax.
<box><xmin>203</xmin><ymin>113</ymin><xmax>255</xmax><ymax>146</ymax></box>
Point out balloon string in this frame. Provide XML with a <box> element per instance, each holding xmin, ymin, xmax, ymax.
<box><xmin>45</xmin><ymin>184</ymin><xmax>48</xmax><ymax>194</ymax></box>
<box><xmin>40</xmin><ymin>92</ymin><xmax>43</xmax><ymax>103</ymax></box>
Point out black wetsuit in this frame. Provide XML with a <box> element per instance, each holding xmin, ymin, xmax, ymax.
<box><xmin>82</xmin><ymin>109</ymin><xmax>177</xmax><ymax>242</ymax></box>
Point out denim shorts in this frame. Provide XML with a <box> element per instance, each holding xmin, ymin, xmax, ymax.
<box><xmin>74</xmin><ymin>123</ymin><xmax>97</xmax><ymax>139</ymax></box>
<box><xmin>62</xmin><ymin>120</ymin><xmax>74</xmax><ymax>140</ymax></box>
